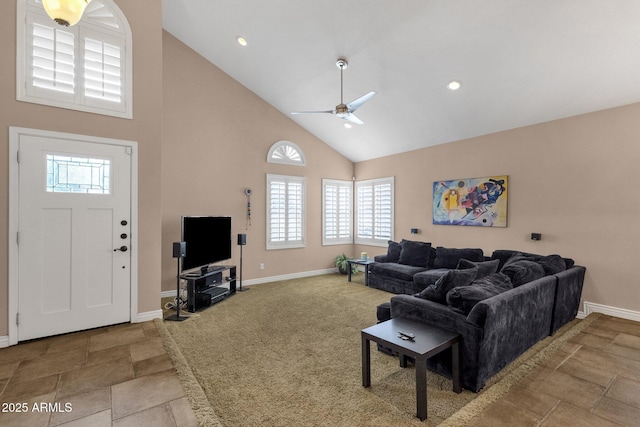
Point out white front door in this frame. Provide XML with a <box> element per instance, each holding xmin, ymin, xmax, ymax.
<box><xmin>16</xmin><ymin>133</ymin><xmax>132</xmax><ymax>341</ymax></box>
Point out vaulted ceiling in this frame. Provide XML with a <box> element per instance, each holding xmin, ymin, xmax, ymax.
<box><xmin>162</xmin><ymin>1</ymin><xmax>640</xmax><ymax>162</ymax></box>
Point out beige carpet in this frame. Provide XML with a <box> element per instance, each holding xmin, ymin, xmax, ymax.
<box><xmin>157</xmin><ymin>274</ymin><xmax>597</xmax><ymax>426</ymax></box>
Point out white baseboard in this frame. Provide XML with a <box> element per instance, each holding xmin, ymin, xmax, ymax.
<box><xmin>0</xmin><ymin>335</ymin><xmax>9</xmax><ymax>348</ymax></box>
<box><xmin>134</xmin><ymin>309</ymin><xmax>163</xmax><ymax>323</ymax></box>
<box><xmin>242</xmin><ymin>268</ymin><xmax>337</xmax><ymax>287</ymax></box>
<box><xmin>160</xmin><ymin>268</ymin><xmax>339</xmax><ymax>297</ymax></box>
<box><xmin>583</xmin><ymin>301</ymin><xmax>640</xmax><ymax>322</ymax></box>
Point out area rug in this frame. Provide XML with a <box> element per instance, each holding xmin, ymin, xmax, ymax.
<box><xmin>156</xmin><ymin>274</ymin><xmax>597</xmax><ymax>426</ymax></box>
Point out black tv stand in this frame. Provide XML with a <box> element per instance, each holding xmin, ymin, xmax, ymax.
<box><xmin>180</xmin><ymin>265</ymin><xmax>236</xmax><ymax>312</ymax></box>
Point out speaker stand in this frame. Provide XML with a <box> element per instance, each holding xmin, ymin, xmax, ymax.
<box><xmin>166</xmin><ymin>253</ymin><xmax>188</xmax><ymax>321</ymax></box>
<box><xmin>238</xmin><ymin>243</ymin><xmax>248</xmax><ymax>291</ymax></box>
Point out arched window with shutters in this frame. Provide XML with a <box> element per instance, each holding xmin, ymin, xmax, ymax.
<box><xmin>267</xmin><ymin>140</ymin><xmax>306</xmax><ymax>166</ymax></box>
<box><xmin>17</xmin><ymin>0</ymin><xmax>133</xmax><ymax>118</ymax></box>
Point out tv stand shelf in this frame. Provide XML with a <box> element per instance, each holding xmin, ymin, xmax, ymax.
<box><xmin>180</xmin><ymin>265</ymin><xmax>236</xmax><ymax>312</ymax></box>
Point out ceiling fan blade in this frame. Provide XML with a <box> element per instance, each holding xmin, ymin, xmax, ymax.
<box><xmin>342</xmin><ymin>113</ymin><xmax>364</xmax><ymax>125</ymax></box>
<box><xmin>346</xmin><ymin>91</ymin><xmax>376</xmax><ymax>112</ymax></box>
<box><xmin>291</xmin><ymin>110</ymin><xmax>334</xmax><ymax>115</ymax></box>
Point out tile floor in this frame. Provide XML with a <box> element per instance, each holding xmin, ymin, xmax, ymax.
<box><xmin>471</xmin><ymin>314</ymin><xmax>640</xmax><ymax>426</ymax></box>
<box><xmin>1</xmin><ymin>314</ymin><xmax>639</xmax><ymax>426</ymax></box>
<box><xmin>0</xmin><ymin>321</ymin><xmax>198</xmax><ymax>427</ymax></box>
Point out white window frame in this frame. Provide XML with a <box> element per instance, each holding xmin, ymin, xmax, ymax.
<box><xmin>17</xmin><ymin>0</ymin><xmax>133</xmax><ymax>119</ymax></box>
<box><xmin>266</xmin><ymin>174</ymin><xmax>306</xmax><ymax>250</ymax></box>
<box><xmin>322</xmin><ymin>179</ymin><xmax>353</xmax><ymax>245</ymax></box>
<box><xmin>355</xmin><ymin>176</ymin><xmax>394</xmax><ymax>247</ymax></box>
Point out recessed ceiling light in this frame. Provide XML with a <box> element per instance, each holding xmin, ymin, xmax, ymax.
<box><xmin>236</xmin><ymin>36</ymin><xmax>247</xmax><ymax>47</ymax></box>
<box><xmin>344</xmin><ymin>123</ymin><xmax>353</xmax><ymax>129</ymax></box>
<box><xmin>447</xmin><ymin>80</ymin><xmax>462</xmax><ymax>90</ymax></box>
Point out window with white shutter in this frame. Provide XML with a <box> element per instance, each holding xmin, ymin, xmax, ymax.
<box><xmin>355</xmin><ymin>177</ymin><xmax>394</xmax><ymax>246</ymax></box>
<box><xmin>322</xmin><ymin>179</ymin><xmax>353</xmax><ymax>245</ymax></box>
<box><xmin>17</xmin><ymin>0</ymin><xmax>132</xmax><ymax>119</ymax></box>
<box><xmin>267</xmin><ymin>174</ymin><xmax>306</xmax><ymax>249</ymax></box>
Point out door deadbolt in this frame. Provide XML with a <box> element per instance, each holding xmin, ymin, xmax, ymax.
<box><xmin>120</xmin><ymin>233</ymin><xmax>127</xmax><ymax>239</ymax></box>
<box><xmin>120</xmin><ymin>220</ymin><xmax>128</xmax><ymax>226</ymax></box>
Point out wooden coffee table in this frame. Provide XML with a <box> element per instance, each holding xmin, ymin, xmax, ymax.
<box><xmin>361</xmin><ymin>318</ymin><xmax>461</xmax><ymax>421</ymax></box>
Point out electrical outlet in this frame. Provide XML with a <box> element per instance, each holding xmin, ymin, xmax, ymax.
<box><xmin>259</xmin><ymin>263</ymin><xmax>264</xmax><ymax>270</ymax></box>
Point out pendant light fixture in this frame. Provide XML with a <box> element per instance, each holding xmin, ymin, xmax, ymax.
<box><xmin>42</xmin><ymin>0</ymin><xmax>92</xmax><ymax>27</ymax></box>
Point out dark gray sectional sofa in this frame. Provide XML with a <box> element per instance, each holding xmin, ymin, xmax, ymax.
<box><xmin>372</xmin><ymin>240</ymin><xmax>585</xmax><ymax>392</ymax></box>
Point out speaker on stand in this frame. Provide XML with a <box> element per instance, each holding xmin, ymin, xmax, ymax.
<box><xmin>166</xmin><ymin>242</ymin><xmax>188</xmax><ymax>321</ymax></box>
<box><xmin>237</xmin><ymin>233</ymin><xmax>248</xmax><ymax>291</ymax></box>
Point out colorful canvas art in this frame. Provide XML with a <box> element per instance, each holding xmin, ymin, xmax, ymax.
<box><xmin>433</xmin><ymin>176</ymin><xmax>508</xmax><ymax>227</ymax></box>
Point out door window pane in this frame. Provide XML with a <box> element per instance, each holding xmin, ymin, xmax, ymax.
<box><xmin>46</xmin><ymin>154</ymin><xmax>111</xmax><ymax>194</ymax></box>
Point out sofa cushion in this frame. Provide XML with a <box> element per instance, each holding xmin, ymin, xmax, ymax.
<box><xmin>534</xmin><ymin>254</ymin><xmax>567</xmax><ymax>276</ymax></box>
<box><xmin>501</xmin><ymin>259</ymin><xmax>545</xmax><ymax>286</ymax></box>
<box><xmin>398</xmin><ymin>240</ymin><xmax>431</xmax><ymax>267</ymax></box>
<box><xmin>413</xmin><ymin>269</ymin><xmax>450</xmax><ymax>287</ymax></box>
<box><xmin>491</xmin><ymin>249</ymin><xmax>538</xmax><ymax>270</ymax></box>
<box><xmin>386</xmin><ymin>240</ymin><xmax>402</xmax><ymax>263</ymax></box>
<box><xmin>456</xmin><ymin>258</ymin><xmax>500</xmax><ymax>279</ymax></box>
<box><xmin>433</xmin><ymin>247</ymin><xmax>484</xmax><ymax>269</ymax></box>
<box><xmin>502</xmin><ymin>252</ymin><xmax>537</xmax><ymax>268</ymax></box>
<box><xmin>415</xmin><ymin>267</ymin><xmax>478</xmax><ymax>304</ymax></box>
<box><xmin>368</xmin><ymin>262</ymin><xmax>427</xmax><ymax>282</ymax></box>
<box><xmin>446</xmin><ymin>272</ymin><xmax>513</xmax><ymax>314</ymax></box>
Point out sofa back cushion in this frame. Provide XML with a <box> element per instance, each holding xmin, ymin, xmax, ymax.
<box><xmin>433</xmin><ymin>247</ymin><xmax>484</xmax><ymax>269</ymax></box>
<box><xmin>398</xmin><ymin>240</ymin><xmax>432</xmax><ymax>267</ymax></box>
<box><xmin>501</xmin><ymin>259</ymin><xmax>545</xmax><ymax>286</ymax></box>
<box><xmin>415</xmin><ymin>267</ymin><xmax>478</xmax><ymax>304</ymax></box>
<box><xmin>446</xmin><ymin>272</ymin><xmax>513</xmax><ymax>314</ymax></box>
<box><xmin>535</xmin><ymin>254</ymin><xmax>567</xmax><ymax>275</ymax></box>
<box><xmin>491</xmin><ymin>249</ymin><xmax>574</xmax><ymax>271</ymax></box>
<box><xmin>456</xmin><ymin>258</ymin><xmax>500</xmax><ymax>279</ymax></box>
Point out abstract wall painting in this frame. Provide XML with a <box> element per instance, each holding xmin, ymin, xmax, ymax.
<box><xmin>433</xmin><ymin>176</ymin><xmax>508</xmax><ymax>227</ymax></box>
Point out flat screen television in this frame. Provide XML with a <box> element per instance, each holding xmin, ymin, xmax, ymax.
<box><xmin>181</xmin><ymin>216</ymin><xmax>232</xmax><ymax>273</ymax></box>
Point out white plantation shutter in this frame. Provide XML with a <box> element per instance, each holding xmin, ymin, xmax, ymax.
<box><xmin>84</xmin><ymin>36</ymin><xmax>122</xmax><ymax>103</ymax></box>
<box><xmin>355</xmin><ymin>177</ymin><xmax>394</xmax><ymax>246</ymax></box>
<box><xmin>18</xmin><ymin>0</ymin><xmax>132</xmax><ymax>118</ymax></box>
<box><xmin>267</xmin><ymin>175</ymin><xmax>306</xmax><ymax>249</ymax></box>
<box><xmin>323</xmin><ymin>179</ymin><xmax>352</xmax><ymax>245</ymax></box>
<box><xmin>31</xmin><ymin>22</ymin><xmax>75</xmax><ymax>95</ymax></box>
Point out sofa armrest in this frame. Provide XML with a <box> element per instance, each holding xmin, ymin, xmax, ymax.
<box><xmin>550</xmin><ymin>266</ymin><xmax>586</xmax><ymax>334</ymax></box>
<box><xmin>374</xmin><ymin>254</ymin><xmax>389</xmax><ymax>262</ymax></box>
<box><xmin>470</xmin><ymin>275</ymin><xmax>556</xmax><ymax>384</ymax></box>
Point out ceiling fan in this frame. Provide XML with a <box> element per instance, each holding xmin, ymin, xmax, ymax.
<box><xmin>291</xmin><ymin>58</ymin><xmax>376</xmax><ymax>125</ymax></box>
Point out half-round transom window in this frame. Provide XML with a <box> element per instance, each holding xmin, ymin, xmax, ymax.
<box><xmin>267</xmin><ymin>140</ymin><xmax>306</xmax><ymax>166</ymax></box>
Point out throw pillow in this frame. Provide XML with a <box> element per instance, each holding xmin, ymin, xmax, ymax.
<box><xmin>386</xmin><ymin>240</ymin><xmax>402</xmax><ymax>263</ymax></box>
<box><xmin>446</xmin><ymin>272</ymin><xmax>513</xmax><ymax>314</ymax></box>
<box><xmin>456</xmin><ymin>258</ymin><xmax>500</xmax><ymax>279</ymax></box>
<box><xmin>433</xmin><ymin>247</ymin><xmax>484</xmax><ymax>269</ymax></box>
<box><xmin>398</xmin><ymin>240</ymin><xmax>431</xmax><ymax>267</ymax></box>
<box><xmin>501</xmin><ymin>260</ymin><xmax>545</xmax><ymax>287</ymax></box>
<box><xmin>534</xmin><ymin>254</ymin><xmax>567</xmax><ymax>275</ymax></box>
<box><xmin>415</xmin><ymin>267</ymin><xmax>478</xmax><ymax>304</ymax></box>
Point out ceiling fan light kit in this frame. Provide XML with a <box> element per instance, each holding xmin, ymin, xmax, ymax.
<box><xmin>291</xmin><ymin>57</ymin><xmax>376</xmax><ymax>125</ymax></box>
<box><xmin>42</xmin><ymin>0</ymin><xmax>92</xmax><ymax>26</ymax></box>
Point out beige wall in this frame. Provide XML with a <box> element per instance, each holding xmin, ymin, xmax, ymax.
<box><xmin>161</xmin><ymin>32</ymin><xmax>354</xmax><ymax>292</ymax></box>
<box><xmin>355</xmin><ymin>103</ymin><xmax>640</xmax><ymax>313</ymax></box>
<box><xmin>0</xmin><ymin>0</ymin><xmax>163</xmax><ymax>335</ymax></box>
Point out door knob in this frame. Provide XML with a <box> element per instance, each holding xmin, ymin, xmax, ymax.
<box><xmin>114</xmin><ymin>246</ymin><xmax>128</xmax><ymax>252</ymax></box>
